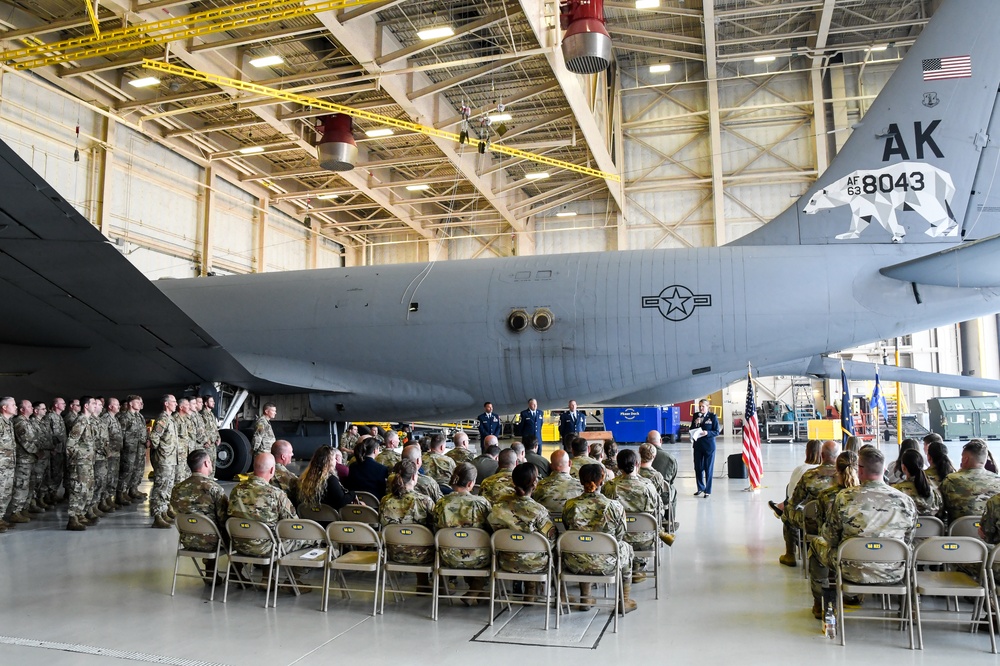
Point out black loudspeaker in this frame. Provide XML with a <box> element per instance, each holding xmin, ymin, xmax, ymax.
<box><xmin>728</xmin><ymin>453</ymin><xmax>747</xmax><ymax>479</ymax></box>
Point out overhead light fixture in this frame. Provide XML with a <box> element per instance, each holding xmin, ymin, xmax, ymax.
<box><xmin>316</xmin><ymin>193</ymin><xmax>339</xmax><ymax>200</ymax></box>
<box><xmin>128</xmin><ymin>76</ymin><xmax>159</xmax><ymax>88</ymax></box>
<box><xmin>753</xmin><ymin>55</ymin><xmax>776</xmax><ymax>63</ymax></box>
<box><xmin>406</xmin><ymin>184</ymin><xmax>430</xmax><ymax>191</ymax></box>
<box><xmin>238</xmin><ymin>146</ymin><xmax>265</xmax><ymax>154</ymax></box>
<box><xmin>649</xmin><ymin>63</ymin><xmax>671</xmax><ymax>73</ymax></box>
<box><xmin>555</xmin><ymin>211</ymin><xmax>577</xmax><ymax>217</ymax></box>
<box><xmin>488</xmin><ymin>112</ymin><xmax>512</xmax><ymax>122</ymax></box>
<box><xmin>250</xmin><ymin>55</ymin><xmax>284</xmax><ymax>68</ymax></box>
<box><xmin>634</xmin><ymin>0</ymin><xmax>659</xmax><ymax>8</ymax></box>
<box><xmin>525</xmin><ymin>172</ymin><xmax>549</xmax><ymax>180</ymax></box>
<box><xmin>866</xmin><ymin>45</ymin><xmax>888</xmax><ymax>52</ymax></box>
<box><xmin>365</xmin><ymin>128</ymin><xmax>394</xmax><ymax>138</ymax></box>
<box><xmin>417</xmin><ymin>26</ymin><xmax>454</xmax><ymax>40</ymax></box>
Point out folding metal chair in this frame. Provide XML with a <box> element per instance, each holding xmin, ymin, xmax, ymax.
<box><xmin>912</xmin><ymin>536</ymin><xmax>996</xmax><ymax>652</ymax></box>
<box><xmin>380</xmin><ymin>523</ymin><xmax>436</xmax><ymax>617</ymax></box>
<box><xmin>272</xmin><ymin>518</ymin><xmax>330</xmax><ymax>610</ymax></box>
<box><xmin>834</xmin><ymin>537</ymin><xmax>913</xmax><ymax>648</ymax></box>
<box><xmin>171</xmin><ymin>512</ymin><xmax>226</xmax><ymax>601</ymax></box>
<box><xmin>914</xmin><ymin>516</ymin><xmax>945</xmax><ymax>543</ymax></box>
<box><xmin>354</xmin><ymin>491</ymin><xmax>381</xmax><ymax>509</ymax></box>
<box><xmin>297</xmin><ymin>503</ymin><xmax>340</xmax><ymax>526</ymax></box>
<box><xmin>342</xmin><ymin>503</ymin><xmax>380</xmax><ymax>528</ymax></box>
<box><xmin>800</xmin><ymin>500</ymin><xmax>819</xmax><ymax>580</ymax></box>
<box><xmin>433</xmin><ymin>527</ymin><xmax>492</xmax><ymax>620</ymax></box>
<box><xmin>949</xmin><ymin>515</ymin><xmax>984</xmax><ymax>539</ymax></box>
<box><xmin>326</xmin><ymin>521</ymin><xmax>383</xmax><ymax>615</ymax></box>
<box><xmin>490</xmin><ymin>529</ymin><xmax>555</xmax><ymax>629</ymax></box>
<box><xmin>223</xmin><ymin>517</ymin><xmax>279</xmax><ymax>607</ymax></box>
<box><xmin>556</xmin><ymin>531</ymin><xmax>624</xmax><ymax>633</ymax></box>
<box><xmin>625</xmin><ymin>512</ymin><xmax>660</xmax><ymax>599</ymax></box>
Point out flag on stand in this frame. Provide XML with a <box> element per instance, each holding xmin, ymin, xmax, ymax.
<box><xmin>742</xmin><ymin>371</ymin><xmax>763</xmax><ymax>489</ymax></box>
<box><xmin>870</xmin><ymin>364</ymin><xmax>888</xmax><ymax>424</ymax></box>
<box><xmin>841</xmin><ymin>367</ymin><xmax>855</xmax><ymax>447</ymax></box>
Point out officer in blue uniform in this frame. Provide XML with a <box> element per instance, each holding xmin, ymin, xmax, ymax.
<box><xmin>519</xmin><ymin>398</ymin><xmax>544</xmax><ymax>454</ymax></box>
<box><xmin>558</xmin><ymin>400</ymin><xmax>586</xmax><ymax>451</ymax></box>
<box><xmin>691</xmin><ymin>399</ymin><xmax>720</xmax><ymax>497</ymax></box>
<box><xmin>477</xmin><ymin>402</ymin><xmax>502</xmax><ymax>444</ymax></box>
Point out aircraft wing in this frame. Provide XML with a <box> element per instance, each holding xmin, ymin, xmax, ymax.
<box><xmin>879</xmin><ymin>233</ymin><xmax>1000</xmax><ymax>288</ymax></box>
<box><xmin>0</xmin><ymin>139</ymin><xmax>264</xmax><ymax>398</ymax></box>
<box><xmin>764</xmin><ymin>356</ymin><xmax>1000</xmax><ymax>395</ymax></box>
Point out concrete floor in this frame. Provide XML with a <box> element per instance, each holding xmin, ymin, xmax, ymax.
<box><xmin>0</xmin><ymin>437</ymin><xmax>997</xmax><ymax>665</ymax></box>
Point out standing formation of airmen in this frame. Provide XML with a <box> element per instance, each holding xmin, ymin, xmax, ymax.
<box><xmin>0</xmin><ymin>391</ymin><xmax>226</xmax><ymax>532</ymax></box>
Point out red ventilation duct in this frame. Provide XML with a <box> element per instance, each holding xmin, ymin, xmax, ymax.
<box><xmin>560</xmin><ymin>0</ymin><xmax>612</xmax><ymax>74</ymax></box>
<box><xmin>317</xmin><ymin>114</ymin><xmax>357</xmax><ymax>171</ymax></box>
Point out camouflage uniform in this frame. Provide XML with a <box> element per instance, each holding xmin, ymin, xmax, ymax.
<box><xmin>925</xmin><ymin>467</ymin><xmax>943</xmax><ymax>486</ymax></box>
<box><xmin>375</xmin><ymin>449</ymin><xmax>401</xmax><ymax>469</ymax></box>
<box><xmin>811</xmin><ymin>480</ymin><xmax>916</xmax><ymax>598</ymax></box>
<box><xmin>940</xmin><ymin>468</ymin><xmax>1000</xmax><ymax>522</ymax></box>
<box><xmin>101</xmin><ymin>412</ymin><xmax>123</xmax><ymax>504</ymax></box>
<box><xmin>569</xmin><ymin>455</ymin><xmax>599</xmax><ymax>479</ymax></box>
<box><xmin>228</xmin><ymin>474</ymin><xmax>296</xmax><ymax>556</ymax></box>
<box><xmin>603</xmin><ymin>473</ymin><xmax>660</xmax><ymax>571</ymax></box>
<box><xmin>561</xmin><ymin>491</ymin><xmax>634</xmax><ymax>575</ymax></box>
<box><xmin>433</xmin><ymin>492</ymin><xmax>493</xmax><ymax>569</ymax></box>
<box><xmin>65</xmin><ymin>415</ymin><xmax>96</xmax><ymax>520</ymax></box>
<box><xmin>487</xmin><ymin>495</ymin><xmax>556</xmax><ymax>573</ymax></box>
<box><xmin>340</xmin><ymin>431</ymin><xmax>360</xmax><ymax>458</ymax></box>
<box><xmin>63</xmin><ymin>409</ymin><xmax>78</xmax><ymax>435</ymax></box>
<box><xmin>422</xmin><ymin>452</ymin><xmax>456</xmax><ymax>486</ymax></box>
<box><xmin>90</xmin><ymin>414</ymin><xmax>109</xmax><ymax>512</ymax></box>
<box><xmin>10</xmin><ymin>414</ymin><xmax>39</xmax><ymax>514</ymax></box>
<box><xmin>200</xmin><ymin>407</ymin><xmax>220</xmax><ymax>471</ymax></box>
<box><xmin>44</xmin><ymin>411</ymin><xmax>67</xmax><ymax>500</ymax></box>
<box><xmin>170</xmin><ymin>472</ymin><xmax>229</xmax><ymax>551</ymax></box>
<box><xmin>0</xmin><ymin>416</ymin><xmax>15</xmax><ymax>518</ymax></box>
<box><xmin>30</xmin><ymin>414</ymin><xmax>53</xmax><ymax>505</ymax></box>
<box><xmin>533</xmin><ymin>471</ymin><xmax>583</xmax><ymax>515</ymax></box>
<box><xmin>652</xmin><ymin>449</ymin><xmax>679</xmax><ymax>517</ymax></box>
<box><xmin>979</xmin><ymin>494</ymin><xmax>1000</xmax><ymax>573</ymax></box>
<box><xmin>446</xmin><ymin>448</ymin><xmax>475</xmax><ymax>465</ymax></box>
<box><xmin>786</xmin><ymin>462</ymin><xmax>838</xmax><ymax>533</ymax></box>
<box><xmin>892</xmin><ymin>479</ymin><xmax>944</xmax><ymax>517</ymax></box>
<box><xmin>252</xmin><ymin>415</ymin><xmax>275</xmax><ymax>455</ymax></box>
<box><xmin>148</xmin><ymin>411</ymin><xmax>178</xmax><ymax>518</ymax></box>
<box><xmin>271</xmin><ymin>463</ymin><xmax>299</xmax><ymax>505</ymax></box>
<box><xmin>173</xmin><ymin>414</ymin><xmax>195</xmax><ymax>483</ymax></box>
<box><xmin>637</xmin><ymin>466</ymin><xmax>672</xmax><ymax>525</ymax></box>
<box><xmin>119</xmin><ymin>410</ymin><xmax>147</xmax><ymax>497</ymax></box>
<box><xmin>379</xmin><ymin>490</ymin><xmax>436</xmax><ymax>564</ymax></box>
<box><xmin>480</xmin><ymin>469</ymin><xmax>516</xmax><ymax>504</ymax></box>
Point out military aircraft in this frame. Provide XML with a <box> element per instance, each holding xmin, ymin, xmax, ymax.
<box><xmin>0</xmin><ymin>0</ymin><xmax>999</xmax><ymax>475</ymax></box>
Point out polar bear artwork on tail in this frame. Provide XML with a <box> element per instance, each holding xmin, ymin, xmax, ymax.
<box><xmin>803</xmin><ymin>162</ymin><xmax>957</xmax><ymax>242</ymax></box>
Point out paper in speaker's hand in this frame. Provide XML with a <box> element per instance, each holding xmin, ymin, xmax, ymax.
<box><xmin>689</xmin><ymin>428</ymin><xmax>705</xmax><ymax>441</ymax></box>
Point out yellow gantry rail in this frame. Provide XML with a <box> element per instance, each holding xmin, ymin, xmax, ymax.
<box><xmin>142</xmin><ymin>60</ymin><xmax>621</xmax><ymax>182</ymax></box>
<box><xmin>0</xmin><ymin>0</ymin><xmax>382</xmax><ymax>70</ymax></box>
<box><xmin>84</xmin><ymin>0</ymin><xmax>101</xmax><ymax>37</ymax></box>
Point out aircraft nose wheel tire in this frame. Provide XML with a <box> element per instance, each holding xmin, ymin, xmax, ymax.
<box><xmin>216</xmin><ymin>428</ymin><xmax>252</xmax><ymax>481</ymax></box>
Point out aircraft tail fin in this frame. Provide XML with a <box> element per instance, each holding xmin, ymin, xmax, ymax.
<box><xmin>732</xmin><ymin>0</ymin><xmax>1000</xmax><ymax>247</ymax></box>
<box><xmin>879</xmin><ymin>232</ymin><xmax>1000</xmax><ymax>288</ymax></box>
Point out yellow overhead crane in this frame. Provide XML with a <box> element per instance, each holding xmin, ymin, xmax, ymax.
<box><xmin>142</xmin><ymin>59</ymin><xmax>621</xmax><ymax>182</ymax></box>
<box><xmin>0</xmin><ymin>0</ymin><xmax>382</xmax><ymax>70</ymax></box>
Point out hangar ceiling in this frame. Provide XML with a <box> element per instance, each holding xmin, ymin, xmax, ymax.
<box><xmin>0</xmin><ymin>0</ymin><xmax>935</xmax><ymax>252</ymax></box>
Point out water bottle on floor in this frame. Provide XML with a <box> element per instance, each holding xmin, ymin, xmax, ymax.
<box><xmin>823</xmin><ymin>603</ymin><xmax>837</xmax><ymax>639</ymax></box>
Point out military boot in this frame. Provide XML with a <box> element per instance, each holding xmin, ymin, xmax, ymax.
<box><xmin>576</xmin><ymin>582</ymin><xmax>595</xmax><ymax>610</ymax></box>
<box><xmin>101</xmin><ymin>497</ymin><xmax>115</xmax><ymax>512</ymax></box>
<box><xmin>9</xmin><ymin>512</ymin><xmax>30</xmax><ymax>523</ymax></box>
<box><xmin>659</xmin><ymin>531</ymin><xmax>675</xmax><ymax>547</ymax></box>
<box><xmin>116</xmin><ymin>492</ymin><xmax>130</xmax><ymax>506</ymax></box>
<box><xmin>166</xmin><ymin>506</ymin><xmax>176</xmax><ymax>519</ymax></box>
<box><xmin>620</xmin><ymin>575</ymin><xmax>638</xmax><ymax>615</ymax></box>
<box><xmin>27</xmin><ymin>501</ymin><xmax>44</xmax><ymax>514</ymax></box>
<box><xmin>461</xmin><ymin>578</ymin><xmax>486</xmax><ymax>606</ymax></box>
<box><xmin>66</xmin><ymin>516</ymin><xmax>87</xmax><ymax>531</ymax></box>
<box><xmin>523</xmin><ymin>581</ymin><xmax>539</xmax><ymax>603</ymax></box>
<box><xmin>134</xmin><ymin>489</ymin><xmax>148</xmax><ymax>500</ymax></box>
<box><xmin>35</xmin><ymin>496</ymin><xmax>51</xmax><ymax>510</ymax></box>
<box><xmin>151</xmin><ymin>513</ymin><xmax>172</xmax><ymax>529</ymax></box>
<box><xmin>86</xmin><ymin>507</ymin><xmax>101</xmax><ymax>524</ymax></box>
<box><xmin>631</xmin><ymin>567</ymin><xmax>647</xmax><ymax>584</ymax></box>
<box><xmin>0</xmin><ymin>521</ymin><xmax>7</xmax><ymax>533</ymax></box>
<box><xmin>779</xmin><ymin>531</ymin><xmax>797</xmax><ymax>567</ymax></box>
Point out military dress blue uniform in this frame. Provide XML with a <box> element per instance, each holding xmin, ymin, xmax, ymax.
<box><xmin>690</xmin><ymin>409</ymin><xmax>720</xmax><ymax>496</ymax></box>
<box><xmin>558</xmin><ymin>410</ymin><xmax>586</xmax><ymax>450</ymax></box>
<box><xmin>519</xmin><ymin>407</ymin><xmax>544</xmax><ymax>453</ymax></box>
<box><xmin>477</xmin><ymin>411</ymin><xmax>502</xmax><ymax>442</ymax></box>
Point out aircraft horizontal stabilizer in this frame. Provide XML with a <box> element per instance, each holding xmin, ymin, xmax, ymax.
<box><xmin>879</xmin><ymin>233</ymin><xmax>1000</xmax><ymax>288</ymax></box>
<box><xmin>805</xmin><ymin>356</ymin><xmax>1000</xmax><ymax>395</ymax></box>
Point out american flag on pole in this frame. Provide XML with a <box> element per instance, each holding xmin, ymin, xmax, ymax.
<box><xmin>922</xmin><ymin>55</ymin><xmax>972</xmax><ymax>81</ymax></box>
<box><xmin>742</xmin><ymin>370</ymin><xmax>763</xmax><ymax>489</ymax></box>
